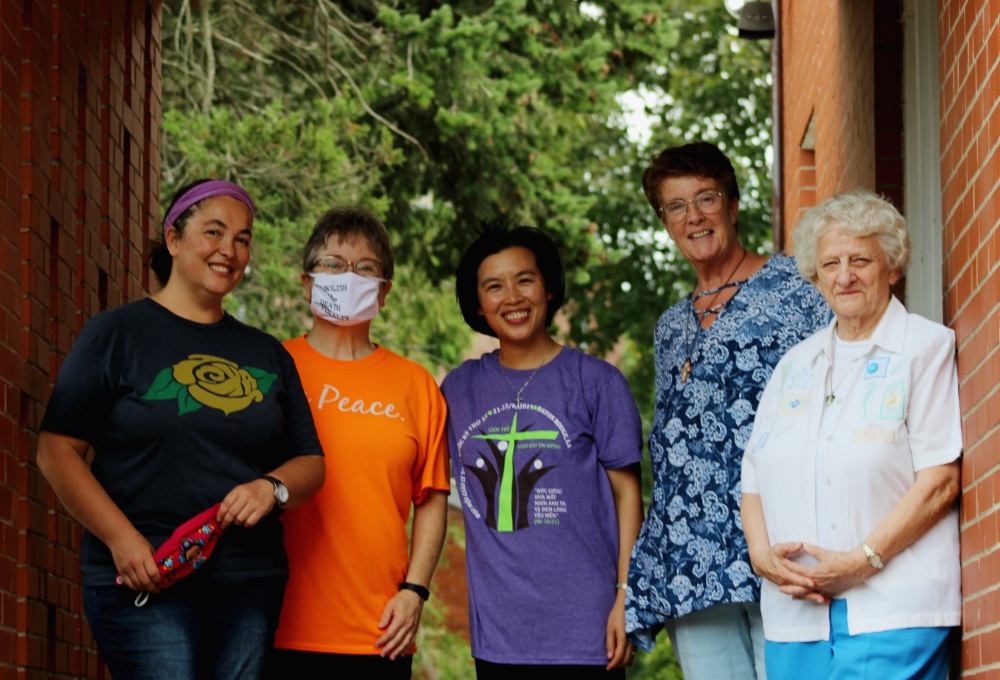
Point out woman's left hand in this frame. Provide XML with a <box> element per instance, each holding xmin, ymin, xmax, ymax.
<box><xmin>217</xmin><ymin>479</ymin><xmax>275</xmax><ymax>529</ymax></box>
<box><xmin>606</xmin><ymin>591</ymin><xmax>636</xmax><ymax>669</ymax></box>
<box><xmin>217</xmin><ymin>457</ymin><xmax>327</xmax><ymax>529</ymax></box>
<box><xmin>375</xmin><ymin>590</ymin><xmax>424</xmax><ymax>660</ymax></box>
<box><xmin>784</xmin><ymin>543</ymin><xmax>873</xmax><ymax>598</ymax></box>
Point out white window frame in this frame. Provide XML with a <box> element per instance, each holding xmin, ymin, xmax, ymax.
<box><xmin>902</xmin><ymin>0</ymin><xmax>943</xmax><ymax>322</ymax></box>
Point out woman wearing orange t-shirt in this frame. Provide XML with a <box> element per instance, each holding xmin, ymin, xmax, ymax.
<box><xmin>268</xmin><ymin>207</ymin><xmax>450</xmax><ymax>679</ymax></box>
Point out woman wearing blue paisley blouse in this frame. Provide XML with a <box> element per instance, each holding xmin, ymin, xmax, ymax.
<box><xmin>741</xmin><ymin>191</ymin><xmax>960</xmax><ymax>679</ymax></box>
<box><xmin>36</xmin><ymin>180</ymin><xmax>325</xmax><ymax>679</ymax></box>
<box><xmin>625</xmin><ymin>142</ymin><xmax>831</xmax><ymax>679</ymax></box>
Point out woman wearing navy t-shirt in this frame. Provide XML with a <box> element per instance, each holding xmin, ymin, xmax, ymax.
<box><xmin>37</xmin><ymin>180</ymin><xmax>325</xmax><ymax>679</ymax></box>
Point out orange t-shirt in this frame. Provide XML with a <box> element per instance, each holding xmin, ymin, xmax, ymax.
<box><xmin>274</xmin><ymin>338</ymin><xmax>450</xmax><ymax>654</ymax></box>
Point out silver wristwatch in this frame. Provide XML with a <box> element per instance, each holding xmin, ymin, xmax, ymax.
<box><xmin>862</xmin><ymin>543</ymin><xmax>884</xmax><ymax>569</ymax></box>
<box><xmin>261</xmin><ymin>475</ymin><xmax>289</xmax><ymax>507</ymax></box>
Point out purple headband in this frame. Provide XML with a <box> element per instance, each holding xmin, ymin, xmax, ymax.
<box><xmin>163</xmin><ymin>180</ymin><xmax>256</xmax><ymax>233</ymax></box>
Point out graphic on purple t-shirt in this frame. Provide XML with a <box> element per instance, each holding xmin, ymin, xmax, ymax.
<box><xmin>459</xmin><ymin>408</ymin><xmax>563</xmax><ymax>531</ymax></box>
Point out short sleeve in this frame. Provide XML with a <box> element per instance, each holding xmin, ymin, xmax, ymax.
<box><xmin>742</xmin><ymin>356</ymin><xmax>788</xmax><ymax>495</ymax></box>
<box><xmin>592</xmin><ymin>368</ymin><xmax>643</xmax><ymax>470</ymax></box>
<box><xmin>40</xmin><ymin>316</ymin><xmax>115</xmax><ymax>443</ymax></box>
<box><xmin>276</xmin><ymin>347</ymin><xmax>324</xmax><ymax>460</ymax></box>
<box><xmin>411</xmin><ymin>374</ymin><xmax>451</xmax><ymax>504</ymax></box>
<box><xmin>906</xmin><ymin>328</ymin><xmax>962</xmax><ymax>471</ymax></box>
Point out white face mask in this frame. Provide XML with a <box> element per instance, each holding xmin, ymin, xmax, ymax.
<box><xmin>309</xmin><ymin>272</ymin><xmax>383</xmax><ymax>326</ymax></box>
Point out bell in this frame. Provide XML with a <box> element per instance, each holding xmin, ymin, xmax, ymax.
<box><xmin>737</xmin><ymin>1</ymin><xmax>775</xmax><ymax>40</ymax></box>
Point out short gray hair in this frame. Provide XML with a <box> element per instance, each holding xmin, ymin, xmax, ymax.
<box><xmin>793</xmin><ymin>191</ymin><xmax>910</xmax><ymax>280</ymax></box>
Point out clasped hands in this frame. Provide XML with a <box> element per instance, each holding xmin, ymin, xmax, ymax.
<box><xmin>751</xmin><ymin>541</ymin><xmax>876</xmax><ymax>604</ymax></box>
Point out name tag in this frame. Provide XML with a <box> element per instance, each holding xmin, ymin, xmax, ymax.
<box><xmin>851</xmin><ymin>426</ymin><xmax>896</xmax><ymax>443</ymax></box>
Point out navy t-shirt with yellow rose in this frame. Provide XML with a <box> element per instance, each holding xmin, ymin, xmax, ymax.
<box><xmin>40</xmin><ymin>298</ymin><xmax>323</xmax><ymax>587</ymax></box>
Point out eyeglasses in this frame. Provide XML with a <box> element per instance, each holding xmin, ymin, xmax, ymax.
<box><xmin>660</xmin><ymin>190</ymin><xmax>727</xmax><ymax>224</ymax></box>
<box><xmin>310</xmin><ymin>255</ymin><xmax>385</xmax><ymax>279</ymax></box>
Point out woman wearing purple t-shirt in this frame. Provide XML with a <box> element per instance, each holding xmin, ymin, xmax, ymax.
<box><xmin>441</xmin><ymin>220</ymin><xmax>644</xmax><ymax>678</ymax></box>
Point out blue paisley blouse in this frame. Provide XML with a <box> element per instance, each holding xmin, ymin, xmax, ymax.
<box><xmin>625</xmin><ymin>255</ymin><xmax>831</xmax><ymax>651</ymax></box>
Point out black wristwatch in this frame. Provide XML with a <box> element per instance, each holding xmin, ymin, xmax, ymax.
<box><xmin>399</xmin><ymin>581</ymin><xmax>430</xmax><ymax>601</ymax></box>
<box><xmin>261</xmin><ymin>475</ymin><xmax>289</xmax><ymax>507</ymax></box>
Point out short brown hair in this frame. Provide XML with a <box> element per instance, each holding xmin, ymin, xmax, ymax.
<box><xmin>302</xmin><ymin>206</ymin><xmax>395</xmax><ymax>280</ymax></box>
<box><xmin>642</xmin><ymin>141</ymin><xmax>740</xmax><ymax>218</ymax></box>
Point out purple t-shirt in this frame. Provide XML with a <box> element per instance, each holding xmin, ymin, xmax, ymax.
<box><xmin>441</xmin><ymin>346</ymin><xmax>643</xmax><ymax>665</ymax></box>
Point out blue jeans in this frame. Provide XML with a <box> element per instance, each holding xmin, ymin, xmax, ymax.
<box><xmin>664</xmin><ymin>602</ymin><xmax>766</xmax><ymax>680</ymax></box>
<box><xmin>84</xmin><ymin>576</ymin><xmax>286</xmax><ymax>680</ymax></box>
<box><xmin>764</xmin><ymin>599</ymin><xmax>952</xmax><ymax>680</ymax></box>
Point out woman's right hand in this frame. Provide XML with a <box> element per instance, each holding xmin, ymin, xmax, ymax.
<box><xmin>742</xmin><ymin>493</ymin><xmax>826</xmax><ymax>603</ymax></box>
<box><xmin>37</xmin><ymin>432</ymin><xmax>163</xmax><ymax>592</ymax></box>
<box><xmin>749</xmin><ymin>542</ymin><xmax>827</xmax><ymax>604</ymax></box>
<box><xmin>108</xmin><ymin>528</ymin><xmax>161</xmax><ymax>592</ymax></box>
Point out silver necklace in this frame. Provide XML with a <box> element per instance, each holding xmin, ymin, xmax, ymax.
<box><xmin>498</xmin><ymin>345</ymin><xmax>558</xmax><ymax>406</ymax></box>
<box><xmin>824</xmin><ymin>335</ymin><xmax>868</xmax><ymax>406</ymax></box>
<box><xmin>680</xmin><ymin>249</ymin><xmax>747</xmax><ymax>383</ymax></box>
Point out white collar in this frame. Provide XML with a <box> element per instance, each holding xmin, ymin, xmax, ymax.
<box><xmin>819</xmin><ymin>296</ymin><xmax>908</xmax><ymax>363</ymax></box>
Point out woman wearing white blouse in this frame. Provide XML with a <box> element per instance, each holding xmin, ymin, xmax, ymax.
<box><xmin>741</xmin><ymin>191</ymin><xmax>960</xmax><ymax>679</ymax></box>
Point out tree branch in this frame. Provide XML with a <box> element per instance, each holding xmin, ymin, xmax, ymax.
<box><xmin>330</xmin><ymin>60</ymin><xmax>428</xmax><ymax>159</ymax></box>
<box><xmin>200</xmin><ymin>0</ymin><xmax>216</xmax><ymax>115</ymax></box>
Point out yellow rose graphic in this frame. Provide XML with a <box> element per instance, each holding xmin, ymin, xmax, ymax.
<box><xmin>171</xmin><ymin>354</ymin><xmax>264</xmax><ymax>415</ymax></box>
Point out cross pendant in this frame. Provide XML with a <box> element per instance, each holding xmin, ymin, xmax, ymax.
<box><xmin>680</xmin><ymin>360</ymin><xmax>691</xmax><ymax>383</ymax></box>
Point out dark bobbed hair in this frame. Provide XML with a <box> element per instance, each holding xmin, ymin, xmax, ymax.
<box><xmin>642</xmin><ymin>141</ymin><xmax>740</xmax><ymax>221</ymax></box>
<box><xmin>301</xmin><ymin>206</ymin><xmax>395</xmax><ymax>281</ymax></box>
<box><xmin>149</xmin><ymin>179</ymin><xmax>212</xmax><ymax>287</ymax></box>
<box><xmin>455</xmin><ymin>219</ymin><xmax>565</xmax><ymax>337</ymax></box>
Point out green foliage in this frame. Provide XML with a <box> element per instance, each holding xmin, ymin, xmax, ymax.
<box><xmin>646</xmin><ymin>2</ymin><xmax>775</xmax><ymax>253</ymax></box>
<box><xmin>376</xmin><ymin>266</ymin><xmax>468</xmax><ymax>370</ymax></box>
<box><xmin>374</xmin><ymin>0</ymin><xmax>682</xmax><ymax>278</ymax></box>
<box><xmin>160</xmin><ymin>0</ymin><xmax>690</xmax><ymax>373</ymax></box>
<box><xmin>160</xmin><ymin>0</ymin><xmax>772</xmax><ymax>375</ymax></box>
<box><xmin>413</xmin><ymin>596</ymin><xmax>476</xmax><ymax>680</ymax></box>
<box><xmin>626</xmin><ymin>630</ymin><xmax>683</xmax><ymax>680</ymax></box>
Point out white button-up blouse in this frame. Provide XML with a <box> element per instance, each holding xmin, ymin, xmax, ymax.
<box><xmin>742</xmin><ymin>296</ymin><xmax>961</xmax><ymax>642</ymax></box>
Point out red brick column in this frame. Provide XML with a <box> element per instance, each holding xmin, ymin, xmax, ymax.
<box><xmin>779</xmin><ymin>0</ymin><xmax>877</xmax><ymax>242</ymax></box>
<box><xmin>939</xmin><ymin>1</ymin><xmax>1000</xmax><ymax>676</ymax></box>
<box><xmin>0</xmin><ymin>1</ymin><xmax>161</xmax><ymax>677</ymax></box>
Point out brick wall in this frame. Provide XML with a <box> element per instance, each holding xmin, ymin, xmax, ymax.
<box><xmin>0</xmin><ymin>1</ymin><xmax>160</xmax><ymax>677</ymax></box>
<box><xmin>780</xmin><ymin>0</ymin><xmax>876</xmax><ymax>235</ymax></box>
<box><xmin>939</xmin><ymin>1</ymin><xmax>1000</xmax><ymax>676</ymax></box>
